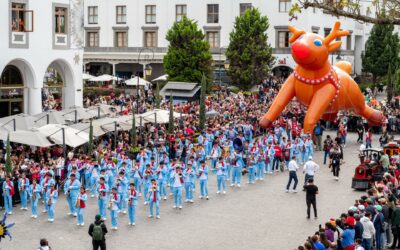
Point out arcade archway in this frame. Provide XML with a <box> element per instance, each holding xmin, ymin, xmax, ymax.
<box><xmin>272</xmin><ymin>65</ymin><xmax>293</xmax><ymax>78</ymax></box>
<box><xmin>0</xmin><ymin>65</ymin><xmax>25</xmax><ymax>118</ymax></box>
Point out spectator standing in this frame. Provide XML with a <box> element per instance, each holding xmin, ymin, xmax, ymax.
<box><xmin>313</xmin><ymin>122</ymin><xmax>324</xmax><ymax>151</ymax></box>
<box><xmin>303</xmin><ymin>178</ymin><xmax>318</xmax><ymax>219</ymax></box>
<box><xmin>390</xmin><ymin>200</ymin><xmax>400</xmax><ymax>249</ymax></box>
<box><xmin>88</xmin><ymin>214</ymin><xmax>108</xmax><ymax>250</ymax></box>
<box><xmin>360</xmin><ymin>212</ymin><xmax>375</xmax><ymax>250</ymax></box>
<box><xmin>303</xmin><ymin>156</ymin><xmax>319</xmax><ymax>186</ymax></box>
<box><xmin>286</xmin><ymin>156</ymin><xmax>299</xmax><ymax>193</ymax></box>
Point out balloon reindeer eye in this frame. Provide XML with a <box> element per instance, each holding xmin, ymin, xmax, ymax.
<box><xmin>313</xmin><ymin>39</ymin><xmax>323</xmax><ymax>46</ymax></box>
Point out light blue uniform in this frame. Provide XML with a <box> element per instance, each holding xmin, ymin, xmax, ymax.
<box><xmin>18</xmin><ymin>177</ymin><xmax>30</xmax><ymax>209</ymax></box>
<box><xmin>127</xmin><ymin>189</ymin><xmax>138</xmax><ymax>224</ymax></box>
<box><xmin>45</xmin><ymin>188</ymin><xmax>58</xmax><ymax>221</ymax></box>
<box><xmin>40</xmin><ymin>177</ymin><xmax>55</xmax><ymax>212</ymax></box>
<box><xmin>215</xmin><ymin>161</ymin><xmax>227</xmax><ymax>192</ymax></box>
<box><xmin>2</xmin><ymin>180</ymin><xmax>14</xmax><ymax>214</ymax></box>
<box><xmin>97</xmin><ymin>183</ymin><xmax>109</xmax><ymax>220</ymax></box>
<box><xmin>76</xmin><ymin>192</ymin><xmax>87</xmax><ymax>225</ymax></box>
<box><xmin>198</xmin><ymin>165</ymin><xmax>209</xmax><ymax>197</ymax></box>
<box><xmin>109</xmin><ymin>193</ymin><xmax>121</xmax><ymax>228</ymax></box>
<box><xmin>148</xmin><ymin>185</ymin><xmax>161</xmax><ymax>217</ymax></box>
<box><xmin>29</xmin><ymin>183</ymin><xmax>42</xmax><ymax>217</ymax></box>
<box><xmin>184</xmin><ymin>167</ymin><xmax>195</xmax><ymax>201</ymax></box>
<box><xmin>64</xmin><ymin>178</ymin><xmax>81</xmax><ymax>215</ymax></box>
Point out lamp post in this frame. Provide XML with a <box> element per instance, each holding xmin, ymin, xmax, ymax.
<box><xmin>136</xmin><ymin>48</ymin><xmax>154</xmax><ymax>114</ymax></box>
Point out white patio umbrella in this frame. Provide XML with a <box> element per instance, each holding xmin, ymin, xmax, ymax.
<box><xmin>33</xmin><ymin>110</ymin><xmax>67</xmax><ymax>126</ymax></box>
<box><xmin>152</xmin><ymin>74</ymin><xmax>168</xmax><ymax>82</ymax></box>
<box><xmin>38</xmin><ymin>124</ymin><xmax>89</xmax><ymax>148</ymax></box>
<box><xmin>89</xmin><ymin>74</ymin><xmax>120</xmax><ymax>82</ymax></box>
<box><xmin>0</xmin><ymin>113</ymin><xmax>36</xmax><ymax>131</ymax></box>
<box><xmin>115</xmin><ymin>115</ymin><xmax>141</xmax><ymax>129</ymax></box>
<box><xmin>125</xmin><ymin>76</ymin><xmax>150</xmax><ymax>86</ymax></box>
<box><xmin>8</xmin><ymin>128</ymin><xmax>54</xmax><ymax>147</ymax></box>
<box><xmin>139</xmin><ymin>109</ymin><xmax>183</xmax><ymax>124</ymax></box>
<box><xmin>62</xmin><ymin>106</ymin><xmax>96</xmax><ymax>123</ymax></box>
<box><xmin>206</xmin><ymin>110</ymin><xmax>220</xmax><ymax>118</ymax></box>
<box><xmin>86</xmin><ymin>104</ymin><xmax>118</xmax><ymax>118</ymax></box>
<box><xmin>83</xmin><ymin>73</ymin><xmax>94</xmax><ymax>80</ymax></box>
<box><xmin>69</xmin><ymin>117</ymin><xmax>123</xmax><ymax>137</ymax></box>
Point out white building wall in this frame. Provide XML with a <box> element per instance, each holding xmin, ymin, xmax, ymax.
<box><xmin>83</xmin><ymin>0</ymin><xmax>372</xmax><ymax>76</ymax></box>
<box><xmin>0</xmin><ymin>0</ymin><xmax>83</xmax><ymax>117</ymax></box>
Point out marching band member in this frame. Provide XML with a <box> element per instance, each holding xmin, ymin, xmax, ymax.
<box><xmin>64</xmin><ymin>173</ymin><xmax>81</xmax><ymax>217</ymax></box>
<box><xmin>2</xmin><ymin>175</ymin><xmax>15</xmax><ymax>215</ymax></box>
<box><xmin>170</xmin><ymin>166</ymin><xmax>184</xmax><ymax>209</ymax></box>
<box><xmin>46</xmin><ymin>183</ymin><xmax>58</xmax><ymax>222</ymax></box>
<box><xmin>29</xmin><ymin>178</ymin><xmax>42</xmax><ymax>218</ymax></box>
<box><xmin>41</xmin><ymin>172</ymin><xmax>55</xmax><ymax>213</ymax></box>
<box><xmin>18</xmin><ymin>172</ymin><xmax>30</xmax><ymax>210</ymax></box>
<box><xmin>84</xmin><ymin>159</ymin><xmax>93</xmax><ymax>190</ymax></box>
<box><xmin>116</xmin><ymin>171</ymin><xmax>128</xmax><ymax>213</ymax></box>
<box><xmin>265</xmin><ymin>142</ymin><xmax>275</xmax><ymax>174</ymax></box>
<box><xmin>127</xmin><ymin>183</ymin><xmax>138</xmax><ymax>226</ymax></box>
<box><xmin>256</xmin><ymin>149</ymin><xmax>265</xmax><ymax>181</ymax></box>
<box><xmin>97</xmin><ymin>177</ymin><xmax>109</xmax><ymax>220</ymax></box>
<box><xmin>131</xmin><ymin>161</ymin><xmax>143</xmax><ymax>197</ymax></box>
<box><xmin>105</xmin><ymin>159</ymin><xmax>116</xmax><ymax>189</ymax></box>
<box><xmin>248</xmin><ymin>152</ymin><xmax>257</xmax><ymax>184</ymax></box>
<box><xmin>143</xmin><ymin>164</ymin><xmax>154</xmax><ymax>205</ymax></box>
<box><xmin>210</xmin><ymin>143</ymin><xmax>220</xmax><ymax>170</ymax></box>
<box><xmin>90</xmin><ymin>162</ymin><xmax>100</xmax><ymax>198</ymax></box>
<box><xmin>198</xmin><ymin>160</ymin><xmax>209</xmax><ymax>200</ymax></box>
<box><xmin>109</xmin><ymin>187</ymin><xmax>120</xmax><ymax>230</ymax></box>
<box><xmin>148</xmin><ymin>179</ymin><xmax>161</xmax><ymax>219</ymax></box>
<box><xmin>216</xmin><ymin>157</ymin><xmax>227</xmax><ymax>194</ymax></box>
<box><xmin>197</xmin><ymin>144</ymin><xmax>206</xmax><ymax>168</ymax></box>
<box><xmin>184</xmin><ymin>162</ymin><xmax>195</xmax><ymax>203</ymax></box>
<box><xmin>156</xmin><ymin>161</ymin><xmax>168</xmax><ymax>200</ymax></box>
<box><xmin>231</xmin><ymin>151</ymin><xmax>244</xmax><ymax>187</ymax></box>
<box><xmin>76</xmin><ymin>186</ymin><xmax>87</xmax><ymax>226</ymax></box>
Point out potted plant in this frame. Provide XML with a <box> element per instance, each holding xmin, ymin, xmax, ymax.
<box><xmin>126</xmin><ymin>146</ymin><xmax>141</xmax><ymax>160</ymax></box>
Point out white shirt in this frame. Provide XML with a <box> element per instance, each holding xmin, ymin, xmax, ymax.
<box><xmin>360</xmin><ymin>216</ymin><xmax>375</xmax><ymax>239</ymax></box>
<box><xmin>288</xmin><ymin>160</ymin><xmax>299</xmax><ymax>172</ymax></box>
<box><xmin>359</xmin><ymin>144</ymin><xmax>366</xmax><ymax>151</ymax></box>
<box><xmin>303</xmin><ymin>161</ymin><xmax>319</xmax><ymax>175</ymax></box>
<box><xmin>172</xmin><ymin>172</ymin><xmax>183</xmax><ymax>188</ymax></box>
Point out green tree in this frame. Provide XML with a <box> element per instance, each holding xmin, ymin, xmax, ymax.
<box><xmin>5</xmin><ymin>134</ymin><xmax>12</xmax><ymax>175</ymax></box>
<box><xmin>226</xmin><ymin>8</ymin><xmax>274</xmax><ymax>90</ymax></box>
<box><xmin>87</xmin><ymin>119</ymin><xmax>93</xmax><ymax>155</ymax></box>
<box><xmin>131</xmin><ymin>114</ymin><xmax>137</xmax><ymax>147</ymax></box>
<box><xmin>168</xmin><ymin>95</ymin><xmax>174</xmax><ymax>134</ymax></box>
<box><xmin>164</xmin><ymin>16</ymin><xmax>213</xmax><ymax>89</ymax></box>
<box><xmin>198</xmin><ymin>74</ymin><xmax>207</xmax><ymax>130</ymax></box>
<box><xmin>362</xmin><ymin>24</ymin><xmax>400</xmax><ymax>87</ymax></box>
<box><xmin>155</xmin><ymin>83</ymin><xmax>161</xmax><ymax>109</ymax></box>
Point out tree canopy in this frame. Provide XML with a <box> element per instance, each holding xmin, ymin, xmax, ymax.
<box><xmin>164</xmin><ymin>16</ymin><xmax>213</xmax><ymax>87</ymax></box>
<box><xmin>291</xmin><ymin>0</ymin><xmax>400</xmax><ymax>25</ymax></box>
<box><xmin>226</xmin><ymin>8</ymin><xmax>274</xmax><ymax>90</ymax></box>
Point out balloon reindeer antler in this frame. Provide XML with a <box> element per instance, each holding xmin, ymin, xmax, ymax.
<box><xmin>288</xmin><ymin>26</ymin><xmax>305</xmax><ymax>43</ymax></box>
<box><xmin>324</xmin><ymin>21</ymin><xmax>350</xmax><ymax>52</ymax></box>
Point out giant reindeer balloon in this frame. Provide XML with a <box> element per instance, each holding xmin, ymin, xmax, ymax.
<box><xmin>260</xmin><ymin>21</ymin><xmax>384</xmax><ymax>133</ymax></box>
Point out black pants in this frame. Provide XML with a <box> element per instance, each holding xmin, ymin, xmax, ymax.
<box><xmin>92</xmin><ymin>240</ymin><xmax>106</xmax><ymax>250</ymax></box>
<box><xmin>357</xmin><ymin>133</ymin><xmax>363</xmax><ymax>143</ymax></box>
<box><xmin>391</xmin><ymin>225</ymin><xmax>400</xmax><ymax>248</ymax></box>
<box><xmin>332</xmin><ymin>164</ymin><xmax>340</xmax><ymax>177</ymax></box>
<box><xmin>306</xmin><ymin>198</ymin><xmax>317</xmax><ymax>218</ymax></box>
<box><xmin>286</xmin><ymin>171</ymin><xmax>298</xmax><ymax>190</ymax></box>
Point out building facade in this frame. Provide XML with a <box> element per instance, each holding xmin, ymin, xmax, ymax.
<box><xmin>83</xmin><ymin>0</ymin><xmax>372</xmax><ymax>81</ymax></box>
<box><xmin>0</xmin><ymin>0</ymin><xmax>83</xmax><ymax>118</ymax></box>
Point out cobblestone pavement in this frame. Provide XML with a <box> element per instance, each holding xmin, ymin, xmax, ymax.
<box><xmin>2</xmin><ymin>132</ymin><xmax>373</xmax><ymax>250</ymax></box>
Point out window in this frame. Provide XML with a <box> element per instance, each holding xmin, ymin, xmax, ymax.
<box><xmin>207</xmin><ymin>4</ymin><xmax>219</xmax><ymax>23</ymax></box>
<box><xmin>11</xmin><ymin>3</ymin><xmax>33</xmax><ymax>32</ymax></box>
<box><xmin>55</xmin><ymin>7</ymin><xmax>67</xmax><ymax>34</ymax></box>
<box><xmin>116</xmin><ymin>6</ymin><xmax>126</xmax><ymax>24</ymax></box>
<box><xmin>88</xmin><ymin>6</ymin><xmax>98</xmax><ymax>24</ymax></box>
<box><xmin>278</xmin><ymin>31</ymin><xmax>290</xmax><ymax>48</ymax></box>
<box><xmin>279</xmin><ymin>0</ymin><xmax>291</xmax><ymax>13</ymax></box>
<box><xmin>240</xmin><ymin>3</ymin><xmax>252</xmax><ymax>16</ymax></box>
<box><xmin>346</xmin><ymin>35</ymin><xmax>352</xmax><ymax>50</ymax></box>
<box><xmin>87</xmin><ymin>32</ymin><xmax>99</xmax><ymax>47</ymax></box>
<box><xmin>145</xmin><ymin>5</ymin><xmax>156</xmax><ymax>24</ymax></box>
<box><xmin>324</xmin><ymin>28</ymin><xmax>331</xmax><ymax>37</ymax></box>
<box><xmin>116</xmin><ymin>32</ymin><xmax>127</xmax><ymax>47</ymax></box>
<box><xmin>206</xmin><ymin>31</ymin><xmax>219</xmax><ymax>48</ymax></box>
<box><xmin>176</xmin><ymin>4</ymin><xmax>187</xmax><ymax>22</ymax></box>
<box><xmin>144</xmin><ymin>31</ymin><xmax>157</xmax><ymax>48</ymax></box>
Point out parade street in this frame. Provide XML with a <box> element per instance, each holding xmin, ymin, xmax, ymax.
<box><xmin>2</xmin><ymin>131</ymin><xmax>368</xmax><ymax>250</ymax></box>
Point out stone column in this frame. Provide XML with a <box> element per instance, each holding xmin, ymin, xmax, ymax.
<box><xmin>28</xmin><ymin>87</ymin><xmax>42</xmax><ymax>115</ymax></box>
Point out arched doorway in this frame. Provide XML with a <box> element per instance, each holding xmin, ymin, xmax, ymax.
<box><xmin>42</xmin><ymin>67</ymin><xmax>64</xmax><ymax>111</ymax></box>
<box><xmin>272</xmin><ymin>66</ymin><xmax>293</xmax><ymax>78</ymax></box>
<box><xmin>42</xmin><ymin>59</ymin><xmax>75</xmax><ymax>111</ymax></box>
<box><xmin>0</xmin><ymin>65</ymin><xmax>24</xmax><ymax>118</ymax></box>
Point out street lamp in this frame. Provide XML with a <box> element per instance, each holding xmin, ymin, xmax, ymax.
<box><xmin>136</xmin><ymin>48</ymin><xmax>155</xmax><ymax>114</ymax></box>
<box><xmin>224</xmin><ymin>59</ymin><xmax>230</xmax><ymax>70</ymax></box>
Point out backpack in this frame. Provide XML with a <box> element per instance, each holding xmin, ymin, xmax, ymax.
<box><xmin>92</xmin><ymin>223</ymin><xmax>104</xmax><ymax>241</ymax></box>
<box><xmin>314</xmin><ymin>126</ymin><xmax>321</xmax><ymax>135</ymax></box>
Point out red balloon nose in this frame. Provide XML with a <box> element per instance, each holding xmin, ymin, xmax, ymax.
<box><xmin>292</xmin><ymin>42</ymin><xmax>310</xmax><ymax>60</ymax></box>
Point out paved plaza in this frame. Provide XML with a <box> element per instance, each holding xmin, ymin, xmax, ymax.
<box><xmin>2</xmin><ymin>132</ymin><xmax>370</xmax><ymax>249</ymax></box>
